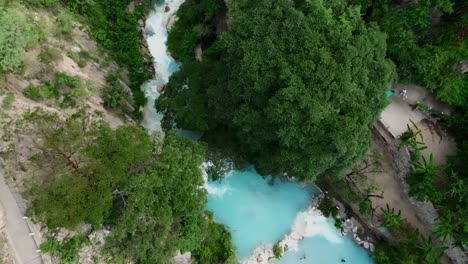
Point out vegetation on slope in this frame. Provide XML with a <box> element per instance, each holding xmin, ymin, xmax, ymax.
<box><xmin>21</xmin><ymin>0</ymin><xmax>156</xmax><ymax>119</ymax></box>
<box><xmin>159</xmin><ymin>0</ymin><xmax>396</xmax><ymax>181</ymax></box>
<box><xmin>5</xmin><ymin>108</ymin><xmax>235</xmax><ymax>263</ymax></box>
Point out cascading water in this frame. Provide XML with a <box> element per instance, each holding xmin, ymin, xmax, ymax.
<box><xmin>141</xmin><ymin>0</ymin><xmax>185</xmax><ymax>131</ymax></box>
<box><xmin>143</xmin><ymin>1</ymin><xmax>374</xmax><ymax>263</ymax></box>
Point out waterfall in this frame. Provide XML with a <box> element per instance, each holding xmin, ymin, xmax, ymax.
<box><xmin>141</xmin><ymin>0</ymin><xmax>185</xmax><ymax>131</ymax></box>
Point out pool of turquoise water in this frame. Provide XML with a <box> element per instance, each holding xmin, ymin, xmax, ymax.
<box><xmin>206</xmin><ymin>167</ymin><xmax>374</xmax><ymax>263</ymax></box>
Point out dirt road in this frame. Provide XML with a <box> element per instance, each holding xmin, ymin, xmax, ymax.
<box><xmin>0</xmin><ymin>165</ymin><xmax>42</xmax><ymax>264</ymax></box>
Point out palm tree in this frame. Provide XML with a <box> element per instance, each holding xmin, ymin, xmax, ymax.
<box><xmin>400</xmin><ymin>119</ymin><xmax>424</xmax><ymax>149</ymax></box>
<box><xmin>407</xmin><ymin>153</ymin><xmax>442</xmax><ymax>202</ymax></box>
<box><xmin>411</xmin><ymin>153</ymin><xmax>440</xmax><ymax>177</ymax></box>
<box><xmin>380</xmin><ymin>204</ymin><xmax>404</xmax><ymax>233</ymax></box>
<box><xmin>417</xmin><ymin>235</ymin><xmax>448</xmax><ymax>264</ymax></box>
<box><xmin>434</xmin><ymin>219</ymin><xmax>454</xmax><ymax>241</ymax></box>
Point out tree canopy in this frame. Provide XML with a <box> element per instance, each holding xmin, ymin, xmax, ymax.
<box><xmin>158</xmin><ymin>0</ymin><xmax>395</xmax><ymax>180</ymax></box>
<box><xmin>107</xmin><ymin>132</ymin><xmax>209</xmax><ymax>263</ymax></box>
<box><xmin>18</xmin><ymin>109</ymin><xmax>153</xmax><ymax>228</ymax></box>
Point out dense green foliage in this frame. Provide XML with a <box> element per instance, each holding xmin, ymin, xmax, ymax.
<box><xmin>21</xmin><ymin>109</ymin><xmax>153</xmax><ymax>228</ymax></box>
<box><xmin>374</xmin><ymin>239</ymin><xmax>435</xmax><ymax>264</ymax></box>
<box><xmin>101</xmin><ymin>73</ymin><xmax>128</xmax><ymax>109</ymax></box>
<box><xmin>56</xmin><ymin>72</ymin><xmax>81</xmax><ymax>88</ymax></box>
<box><xmin>13</xmin><ymin>109</ymin><xmax>236</xmax><ymax>263</ymax></box>
<box><xmin>160</xmin><ymin>0</ymin><xmax>395</xmax><ymax>180</ymax></box>
<box><xmin>192</xmin><ymin>218</ymin><xmax>236</xmax><ymax>264</ymax></box>
<box><xmin>167</xmin><ymin>0</ymin><xmax>225</xmax><ymax>62</ymax></box>
<box><xmin>374</xmin><ymin>207</ymin><xmax>447</xmax><ymax>264</ymax></box>
<box><xmin>352</xmin><ymin>0</ymin><xmax>468</xmax><ymax>105</ymax></box>
<box><xmin>0</xmin><ymin>7</ymin><xmax>36</xmax><ymax>71</ymax></box>
<box><xmin>440</xmin><ymin>111</ymin><xmax>468</xmax><ymax>243</ymax></box>
<box><xmin>107</xmin><ymin>132</ymin><xmax>208</xmax><ymax>262</ymax></box>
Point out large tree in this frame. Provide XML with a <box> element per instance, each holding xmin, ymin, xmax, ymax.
<box><xmin>107</xmin><ymin>132</ymin><xmax>208</xmax><ymax>263</ymax></box>
<box><xmin>16</xmin><ymin>108</ymin><xmax>153</xmax><ymax>228</ymax></box>
<box><xmin>158</xmin><ymin>0</ymin><xmax>395</xmax><ymax>180</ymax></box>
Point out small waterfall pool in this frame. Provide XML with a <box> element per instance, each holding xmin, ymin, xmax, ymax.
<box><xmin>206</xmin><ymin>167</ymin><xmax>316</xmax><ymax>259</ymax></box>
<box><xmin>142</xmin><ymin>1</ymin><xmax>375</xmax><ymax>263</ymax></box>
<box><xmin>206</xmin><ymin>167</ymin><xmax>374</xmax><ymax>263</ymax></box>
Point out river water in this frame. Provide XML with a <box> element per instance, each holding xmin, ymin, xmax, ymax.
<box><xmin>143</xmin><ymin>1</ymin><xmax>374</xmax><ymax>263</ymax></box>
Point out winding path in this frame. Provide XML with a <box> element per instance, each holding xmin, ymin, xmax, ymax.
<box><xmin>0</xmin><ymin>165</ymin><xmax>42</xmax><ymax>264</ymax></box>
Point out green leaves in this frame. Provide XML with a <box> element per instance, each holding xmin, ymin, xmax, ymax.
<box><xmin>0</xmin><ymin>7</ymin><xmax>37</xmax><ymax>71</ymax></box>
<box><xmin>380</xmin><ymin>204</ymin><xmax>404</xmax><ymax>233</ymax></box>
<box><xmin>108</xmin><ymin>132</ymin><xmax>209</xmax><ymax>263</ymax></box>
<box><xmin>19</xmin><ymin>109</ymin><xmax>153</xmax><ymax>228</ymax></box>
<box><xmin>161</xmin><ymin>0</ymin><xmax>395</xmax><ymax>180</ymax></box>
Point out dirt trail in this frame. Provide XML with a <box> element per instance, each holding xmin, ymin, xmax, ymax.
<box><xmin>367</xmin><ymin>135</ymin><xmax>433</xmax><ymax>237</ymax></box>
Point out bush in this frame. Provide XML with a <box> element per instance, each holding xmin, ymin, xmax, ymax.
<box><xmin>23</xmin><ymin>82</ymin><xmax>59</xmax><ymax>100</ymax></box>
<box><xmin>56</xmin><ymin>12</ymin><xmax>74</xmax><ymax>38</ymax></box>
<box><xmin>334</xmin><ymin>220</ymin><xmax>343</xmax><ymax>230</ymax></box>
<box><xmin>2</xmin><ymin>94</ymin><xmax>15</xmax><ymax>109</ymax></box>
<box><xmin>0</xmin><ymin>8</ymin><xmax>36</xmax><ymax>72</ymax></box>
<box><xmin>55</xmin><ymin>72</ymin><xmax>81</xmax><ymax>88</ymax></box>
<box><xmin>40</xmin><ymin>235</ymin><xmax>89</xmax><ymax>263</ymax></box>
<box><xmin>79</xmin><ymin>49</ymin><xmax>99</xmax><ymax>63</ymax></box>
<box><xmin>318</xmin><ymin>197</ymin><xmax>335</xmax><ymax>217</ymax></box>
<box><xmin>102</xmin><ymin>83</ymin><xmax>126</xmax><ymax>109</ymax></box>
<box><xmin>67</xmin><ymin>49</ymin><xmax>99</xmax><ymax>68</ymax></box>
<box><xmin>60</xmin><ymin>89</ymin><xmax>84</xmax><ymax>108</ymax></box>
<box><xmin>272</xmin><ymin>241</ymin><xmax>283</xmax><ymax>259</ymax></box>
<box><xmin>192</xmin><ymin>221</ymin><xmax>236</xmax><ymax>264</ymax></box>
<box><xmin>67</xmin><ymin>51</ymin><xmax>87</xmax><ymax>68</ymax></box>
<box><xmin>38</xmin><ymin>48</ymin><xmax>64</xmax><ymax>64</ymax></box>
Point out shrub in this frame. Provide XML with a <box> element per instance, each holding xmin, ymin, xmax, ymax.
<box><xmin>67</xmin><ymin>49</ymin><xmax>99</xmax><ymax>68</ymax></box>
<box><xmin>380</xmin><ymin>205</ymin><xmax>404</xmax><ymax>233</ymax></box>
<box><xmin>67</xmin><ymin>51</ymin><xmax>87</xmax><ymax>68</ymax></box>
<box><xmin>56</xmin><ymin>12</ymin><xmax>74</xmax><ymax>38</ymax></box>
<box><xmin>79</xmin><ymin>49</ymin><xmax>99</xmax><ymax>63</ymax></box>
<box><xmin>2</xmin><ymin>94</ymin><xmax>15</xmax><ymax>109</ymax></box>
<box><xmin>23</xmin><ymin>82</ymin><xmax>59</xmax><ymax>100</ymax></box>
<box><xmin>192</xmin><ymin>221</ymin><xmax>236</xmax><ymax>264</ymax></box>
<box><xmin>55</xmin><ymin>72</ymin><xmax>80</xmax><ymax>88</ymax></box>
<box><xmin>272</xmin><ymin>241</ymin><xmax>283</xmax><ymax>259</ymax></box>
<box><xmin>334</xmin><ymin>220</ymin><xmax>343</xmax><ymax>230</ymax></box>
<box><xmin>38</xmin><ymin>48</ymin><xmax>63</xmax><ymax>64</ymax></box>
<box><xmin>0</xmin><ymin>8</ymin><xmax>36</xmax><ymax>71</ymax></box>
<box><xmin>60</xmin><ymin>89</ymin><xmax>84</xmax><ymax>108</ymax></box>
<box><xmin>318</xmin><ymin>197</ymin><xmax>334</xmax><ymax>217</ymax></box>
<box><xmin>101</xmin><ymin>74</ymin><xmax>127</xmax><ymax>109</ymax></box>
<box><xmin>40</xmin><ymin>235</ymin><xmax>90</xmax><ymax>263</ymax></box>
